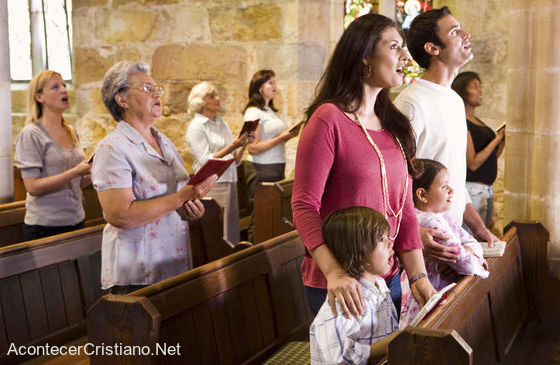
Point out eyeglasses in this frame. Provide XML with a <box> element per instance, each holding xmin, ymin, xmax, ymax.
<box><xmin>128</xmin><ymin>83</ymin><xmax>164</xmax><ymax>96</ymax></box>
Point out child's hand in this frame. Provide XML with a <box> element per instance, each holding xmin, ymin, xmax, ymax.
<box><xmin>482</xmin><ymin>259</ymin><xmax>489</xmax><ymax>271</ymax></box>
<box><xmin>326</xmin><ymin>269</ymin><xmax>364</xmax><ymax>319</ymax></box>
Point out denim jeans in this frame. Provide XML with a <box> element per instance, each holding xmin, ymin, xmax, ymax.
<box><xmin>304</xmin><ymin>271</ymin><xmax>402</xmax><ymax>318</ymax></box>
<box><xmin>466</xmin><ymin>182</ymin><xmax>494</xmax><ymax>228</ymax></box>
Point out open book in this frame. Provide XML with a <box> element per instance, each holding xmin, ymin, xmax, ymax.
<box><xmin>410</xmin><ymin>282</ymin><xmax>457</xmax><ymax>326</ymax></box>
<box><xmin>288</xmin><ymin>119</ymin><xmax>306</xmax><ymax>135</ymax></box>
<box><xmin>495</xmin><ymin>122</ymin><xmax>506</xmax><ymax>133</ymax></box>
<box><xmin>239</xmin><ymin>119</ymin><xmax>259</xmax><ymax>137</ymax></box>
<box><xmin>188</xmin><ymin>158</ymin><xmax>235</xmax><ymax>185</ymax></box>
<box><xmin>481</xmin><ymin>241</ymin><xmax>507</xmax><ymax>257</ymax></box>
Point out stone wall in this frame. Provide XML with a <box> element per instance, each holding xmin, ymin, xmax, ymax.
<box><xmin>69</xmin><ymin>0</ymin><xmax>344</xmax><ymax>176</ymax></box>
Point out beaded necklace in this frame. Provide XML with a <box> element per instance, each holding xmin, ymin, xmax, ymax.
<box><xmin>353</xmin><ymin>112</ymin><xmax>408</xmax><ymax>240</ymax></box>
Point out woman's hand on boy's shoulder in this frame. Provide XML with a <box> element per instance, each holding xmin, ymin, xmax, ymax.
<box><xmin>326</xmin><ymin>270</ymin><xmax>364</xmax><ymax>319</ymax></box>
<box><xmin>420</xmin><ymin>227</ymin><xmax>458</xmax><ymax>263</ymax></box>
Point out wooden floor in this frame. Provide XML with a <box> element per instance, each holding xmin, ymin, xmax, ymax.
<box><xmin>503</xmin><ymin>321</ymin><xmax>560</xmax><ymax>365</ymax></box>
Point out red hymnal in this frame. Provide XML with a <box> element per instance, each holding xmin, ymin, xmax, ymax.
<box><xmin>239</xmin><ymin>119</ymin><xmax>259</xmax><ymax>136</ymax></box>
<box><xmin>188</xmin><ymin>158</ymin><xmax>235</xmax><ymax>185</ymax></box>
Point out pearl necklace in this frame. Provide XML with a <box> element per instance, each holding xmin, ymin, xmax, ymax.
<box><xmin>353</xmin><ymin>112</ymin><xmax>408</xmax><ymax>240</ymax></box>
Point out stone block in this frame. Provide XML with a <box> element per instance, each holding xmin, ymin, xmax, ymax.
<box><xmin>297</xmin><ymin>43</ymin><xmax>326</xmax><ymax>81</ymax></box>
<box><xmin>297</xmin><ymin>1</ymin><xmax>331</xmax><ymax>46</ymax></box>
<box><xmin>11</xmin><ymin>113</ymin><xmax>26</xmax><ymax>152</ymax></box>
<box><xmin>256</xmin><ymin>45</ymin><xmax>297</xmax><ymax>80</ymax></box>
<box><xmin>74</xmin><ymin>48</ymin><xmax>116</xmax><ymax>85</ymax></box>
<box><xmin>72</xmin><ymin>13</ymin><xmax>96</xmax><ymax>47</ymax></box>
<box><xmin>11</xmin><ymin>89</ymin><xmax>27</xmax><ymax>114</ymax></box>
<box><xmin>209</xmin><ymin>5</ymin><xmax>282</xmax><ymax>41</ymax></box>
<box><xmin>160</xmin><ymin>81</ymin><xmax>197</xmax><ymax>115</ymax></box>
<box><xmin>151</xmin><ymin>44</ymin><xmax>248</xmax><ymax>82</ymax></box>
<box><xmin>153</xmin><ymin>116</ymin><xmax>190</xmax><ymax>168</ymax></box>
<box><xmin>74</xmin><ymin>47</ymin><xmax>141</xmax><ymax>85</ymax></box>
<box><xmin>160</xmin><ymin>6</ymin><xmax>209</xmax><ymax>43</ymax></box>
<box><xmin>73</xmin><ymin>0</ymin><xmax>108</xmax><ymax>9</ymax></box>
<box><xmin>76</xmin><ymin>113</ymin><xmax>117</xmax><ymax>156</ymax></box>
<box><xmin>95</xmin><ymin>8</ymin><xmax>157</xmax><ymax>43</ymax></box>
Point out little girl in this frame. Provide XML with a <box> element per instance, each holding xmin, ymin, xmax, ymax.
<box><xmin>400</xmin><ymin>159</ymin><xmax>489</xmax><ymax>327</ymax></box>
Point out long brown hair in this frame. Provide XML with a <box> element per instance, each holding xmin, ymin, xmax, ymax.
<box><xmin>322</xmin><ymin>206</ymin><xmax>390</xmax><ymax>280</ymax></box>
<box><xmin>306</xmin><ymin>14</ymin><xmax>416</xmax><ymax>174</ymax></box>
<box><xmin>243</xmin><ymin>69</ymin><xmax>278</xmax><ymax>112</ymax></box>
<box><xmin>26</xmin><ymin>70</ymin><xmax>77</xmax><ymax>145</ymax></box>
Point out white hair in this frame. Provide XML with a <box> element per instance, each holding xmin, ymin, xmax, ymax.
<box><xmin>187</xmin><ymin>82</ymin><xmax>218</xmax><ymax>115</ymax></box>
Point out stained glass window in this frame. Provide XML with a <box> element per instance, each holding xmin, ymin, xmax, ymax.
<box><xmin>344</xmin><ymin>0</ymin><xmax>379</xmax><ymax>29</ymax></box>
<box><xmin>396</xmin><ymin>0</ymin><xmax>433</xmax><ymax>83</ymax></box>
<box><xmin>7</xmin><ymin>0</ymin><xmax>73</xmax><ymax>81</ymax></box>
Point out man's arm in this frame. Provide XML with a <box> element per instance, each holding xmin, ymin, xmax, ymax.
<box><xmin>463</xmin><ymin>203</ymin><xmax>498</xmax><ymax>245</ymax></box>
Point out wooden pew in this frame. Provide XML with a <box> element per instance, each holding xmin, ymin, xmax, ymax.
<box><xmin>253</xmin><ymin>179</ymin><xmax>294</xmax><ymax>244</ymax></box>
<box><xmin>236</xmin><ymin>162</ymin><xmax>252</xmax><ymax>233</ymax></box>
<box><xmin>387</xmin><ymin>221</ymin><xmax>560</xmax><ymax>364</ymax></box>
<box><xmin>88</xmin><ymin>230</ymin><xmax>311</xmax><ymax>365</ymax></box>
<box><xmin>0</xmin><ymin>225</ymin><xmax>105</xmax><ymax>363</ymax></box>
<box><xmin>0</xmin><ymin>201</ymin><xmax>26</xmax><ymax>246</ymax></box>
<box><xmin>0</xmin><ymin>198</ymin><xmax>245</xmax><ymax>363</ymax></box>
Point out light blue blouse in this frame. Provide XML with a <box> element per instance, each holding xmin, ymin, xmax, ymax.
<box><xmin>92</xmin><ymin>121</ymin><xmax>191</xmax><ymax>289</ymax></box>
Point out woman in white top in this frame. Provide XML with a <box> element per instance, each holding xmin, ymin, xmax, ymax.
<box><xmin>244</xmin><ymin>70</ymin><xmax>298</xmax><ymax>183</ymax></box>
<box><xmin>15</xmin><ymin>70</ymin><xmax>92</xmax><ymax>241</ymax></box>
<box><xmin>186</xmin><ymin>82</ymin><xmax>251</xmax><ymax>244</ymax></box>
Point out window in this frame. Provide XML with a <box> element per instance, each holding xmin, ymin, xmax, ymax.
<box><xmin>7</xmin><ymin>0</ymin><xmax>73</xmax><ymax>81</ymax></box>
<box><xmin>344</xmin><ymin>0</ymin><xmax>379</xmax><ymax>29</ymax></box>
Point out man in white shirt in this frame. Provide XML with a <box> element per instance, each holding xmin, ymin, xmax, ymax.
<box><xmin>395</xmin><ymin>6</ymin><xmax>497</xmax><ymax>264</ymax></box>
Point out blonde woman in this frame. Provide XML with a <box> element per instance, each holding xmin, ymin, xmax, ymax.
<box><xmin>14</xmin><ymin>70</ymin><xmax>91</xmax><ymax>241</ymax></box>
<box><xmin>186</xmin><ymin>82</ymin><xmax>250</xmax><ymax>245</ymax></box>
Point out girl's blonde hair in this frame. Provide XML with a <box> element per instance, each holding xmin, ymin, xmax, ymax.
<box><xmin>26</xmin><ymin>70</ymin><xmax>77</xmax><ymax>145</ymax></box>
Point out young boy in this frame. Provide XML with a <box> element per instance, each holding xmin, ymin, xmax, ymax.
<box><xmin>309</xmin><ymin>207</ymin><xmax>400</xmax><ymax>364</ymax></box>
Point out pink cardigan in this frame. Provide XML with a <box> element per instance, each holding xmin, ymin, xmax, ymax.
<box><xmin>292</xmin><ymin>103</ymin><xmax>423</xmax><ymax>288</ymax></box>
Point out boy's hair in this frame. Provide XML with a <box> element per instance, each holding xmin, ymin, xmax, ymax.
<box><xmin>322</xmin><ymin>207</ymin><xmax>390</xmax><ymax>280</ymax></box>
<box><xmin>406</xmin><ymin>6</ymin><xmax>452</xmax><ymax>69</ymax></box>
<box><xmin>412</xmin><ymin>159</ymin><xmax>447</xmax><ymax>204</ymax></box>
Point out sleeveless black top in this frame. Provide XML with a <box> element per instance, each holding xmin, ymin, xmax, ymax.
<box><xmin>466</xmin><ymin>119</ymin><xmax>498</xmax><ymax>185</ymax></box>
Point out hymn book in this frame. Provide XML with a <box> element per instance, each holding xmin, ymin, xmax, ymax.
<box><xmin>188</xmin><ymin>158</ymin><xmax>235</xmax><ymax>185</ymax></box>
<box><xmin>409</xmin><ymin>282</ymin><xmax>457</xmax><ymax>326</ymax></box>
<box><xmin>239</xmin><ymin>119</ymin><xmax>259</xmax><ymax>137</ymax></box>
<box><xmin>481</xmin><ymin>241</ymin><xmax>507</xmax><ymax>257</ymax></box>
<box><xmin>288</xmin><ymin>119</ymin><xmax>306</xmax><ymax>135</ymax></box>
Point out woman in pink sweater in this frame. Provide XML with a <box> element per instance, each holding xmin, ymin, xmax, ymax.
<box><xmin>292</xmin><ymin>14</ymin><xmax>436</xmax><ymax>318</ymax></box>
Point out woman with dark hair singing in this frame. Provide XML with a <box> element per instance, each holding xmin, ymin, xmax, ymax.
<box><xmin>292</xmin><ymin>14</ymin><xmax>436</xmax><ymax>318</ymax></box>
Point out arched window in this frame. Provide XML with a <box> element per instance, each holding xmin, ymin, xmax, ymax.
<box><xmin>7</xmin><ymin>0</ymin><xmax>73</xmax><ymax>81</ymax></box>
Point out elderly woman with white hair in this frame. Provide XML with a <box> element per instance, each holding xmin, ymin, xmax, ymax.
<box><xmin>185</xmin><ymin>82</ymin><xmax>250</xmax><ymax>245</ymax></box>
<box><xmin>91</xmin><ymin>61</ymin><xmax>217</xmax><ymax>294</ymax></box>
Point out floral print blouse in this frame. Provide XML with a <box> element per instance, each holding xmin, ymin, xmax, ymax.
<box><xmin>92</xmin><ymin>121</ymin><xmax>191</xmax><ymax>289</ymax></box>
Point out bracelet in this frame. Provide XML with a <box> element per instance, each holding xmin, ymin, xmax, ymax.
<box><xmin>409</xmin><ymin>272</ymin><xmax>427</xmax><ymax>286</ymax></box>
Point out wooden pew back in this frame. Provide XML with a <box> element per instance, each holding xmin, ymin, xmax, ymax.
<box><xmin>0</xmin><ymin>225</ymin><xmax>105</xmax><ymax>362</ymax></box>
<box><xmin>388</xmin><ymin>221</ymin><xmax>557</xmax><ymax>365</ymax></box>
<box><xmin>0</xmin><ymin>201</ymin><xmax>26</xmax><ymax>246</ymax></box>
<box><xmin>0</xmin><ymin>198</ymin><xmax>244</xmax><ymax>363</ymax></box>
<box><xmin>253</xmin><ymin>180</ymin><xmax>294</xmax><ymax>243</ymax></box>
<box><xmin>88</xmin><ymin>230</ymin><xmax>311</xmax><ymax>365</ymax></box>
